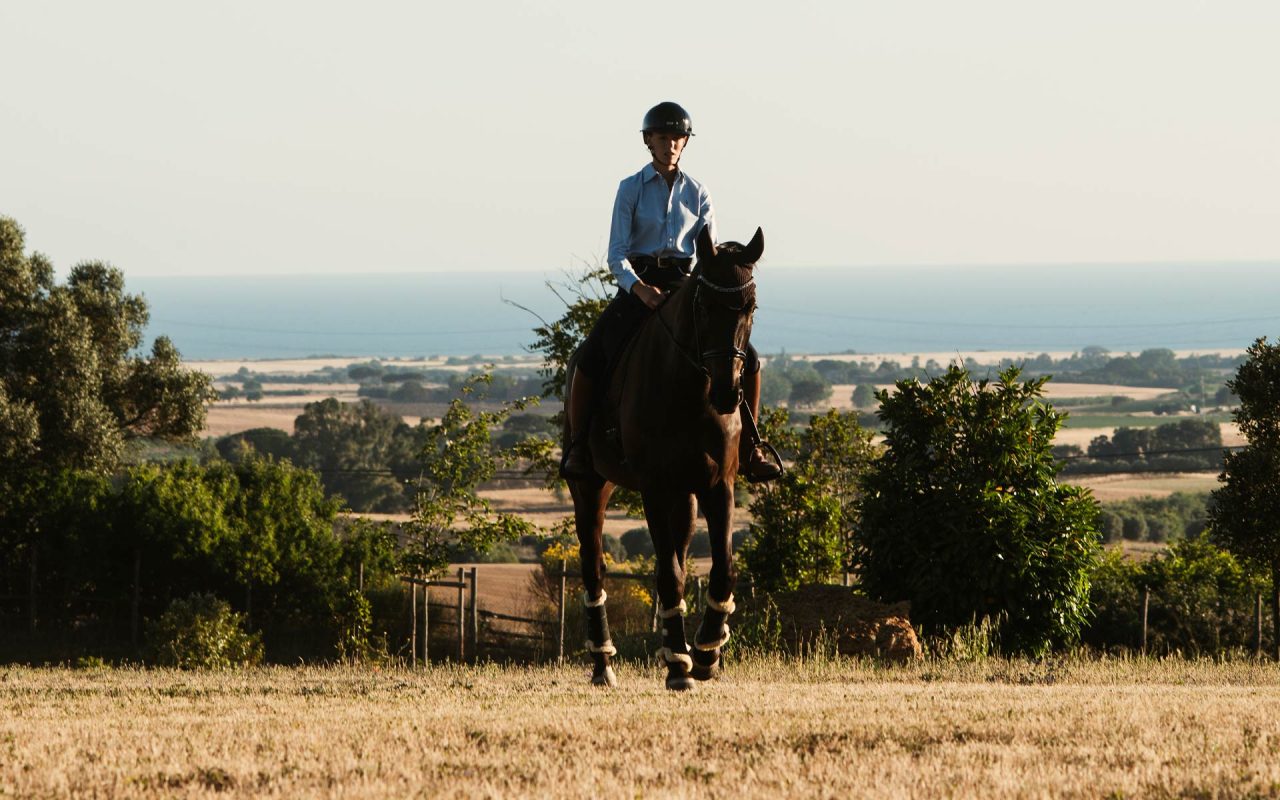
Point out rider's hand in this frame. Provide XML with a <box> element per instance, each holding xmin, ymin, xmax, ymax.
<box><xmin>631</xmin><ymin>282</ymin><xmax>664</xmax><ymax>310</ymax></box>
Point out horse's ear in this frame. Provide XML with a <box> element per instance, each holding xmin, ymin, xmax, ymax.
<box><xmin>696</xmin><ymin>224</ymin><xmax>717</xmax><ymax>262</ymax></box>
<box><xmin>743</xmin><ymin>227</ymin><xmax>764</xmax><ymax>265</ymax></box>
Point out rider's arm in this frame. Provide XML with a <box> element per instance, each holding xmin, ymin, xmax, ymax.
<box><xmin>607</xmin><ymin>176</ymin><xmax>641</xmax><ymax>294</ymax></box>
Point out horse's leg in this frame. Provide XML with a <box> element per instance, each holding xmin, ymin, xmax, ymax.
<box><xmin>569</xmin><ymin>477</ymin><xmax>617</xmax><ymax>688</ymax></box>
<box><xmin>691</xmin><ymin>480</ymin><xmax>736</xmax><ymax>680</ymax></box>
<box><xmin>646</xmin><ymin>490</ymin><xmax>697</xmax><ymax>691</ymax></box>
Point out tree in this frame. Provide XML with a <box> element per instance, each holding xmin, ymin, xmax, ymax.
<box><xmin>855</xmin><ymin>366</ymin><xmax>1101</xmax><ymax>656</ymax></box>
<box><xmin>851</xmin><ymin>383</ymin><xmax>877</xmax><ymax>410</ymax></box>
<box><xmin>291</xmin><ymin>398</ymin><xmax>417</xmax><ymax>512</ymax></box>
<box><xmin>742</xmin><ymin>409</ymin><xmax>878</xmax><ymax>592</ymax></box>
<box><xmin>1</xmin><ymin>216</ymin><xmax>214</xmax><ymax>630</ymax></box>
<box><xmin>789</xmin><ymin>378</ymin><xmax>832</xmax><ymax>409</ymax></box>
<box><xmin>1210</xmin><ymin>337</ymin><xmax>1280</xmax><ymax>658</ymax></box>
<box><xmin>404</xmin><ymin>373</ymin><xmax>537</xmax><ymax>578</ymax></box>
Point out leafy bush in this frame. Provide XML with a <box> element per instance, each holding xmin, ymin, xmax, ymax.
<box><xmin>856</xmin><ymin>366</ymin><xmax>1100</xmax><ymax>656</ymax></box>
<box><xmin>146</xmin><ymin>593</ymin><xmax>263</xmax><ymax>669</ymax></box>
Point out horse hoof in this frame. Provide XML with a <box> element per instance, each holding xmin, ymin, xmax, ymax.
<box><xmin>665</xmin><ymin>674</ymin><xmax>696</xmax><ymax>692</ymax></box>
<box><xmin>690</xmin><ymin>655</ymin><xmax>721</xmax><ymax>682</ymax></box>
<box><xmin>591</xmin><ymin>666</ymin><xmax>617</xmax><ymax>688</ymax></box>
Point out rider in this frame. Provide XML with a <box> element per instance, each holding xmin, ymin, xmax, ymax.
<box><xmin>560</xmin><ymin>101</ymin><xmax>781</xmax><ymax>484</ymax></box>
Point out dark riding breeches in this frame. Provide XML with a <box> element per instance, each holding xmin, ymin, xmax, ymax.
<box><xmin>576</xmin><ymin>288</ymin><xmax>760</xmax><ymax>382</ymax></box>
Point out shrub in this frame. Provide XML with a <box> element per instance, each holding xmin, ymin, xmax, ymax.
<box><xmin>856</xmin><ymin>366</ymin><xmax>1100</xmax><ymax>656</ymax></box>
<box><xmin>146</xmin><ymin>593</ymin><xmax>263</xmax><ymax>669</ymax></box>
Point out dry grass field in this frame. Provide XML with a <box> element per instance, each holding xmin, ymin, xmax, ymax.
<box><xmin>5</xmin><ymin>658</ymin><xmax>1280</xmax><ymax>798</ymax></box>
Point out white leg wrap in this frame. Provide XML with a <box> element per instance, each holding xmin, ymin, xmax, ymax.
<box><xmin>659</xmin><ymin>599</ymin><xmax>687</xmax><ymax>619</ymax></box>
<box><xmin>656</xmin><ymin>647</ymin><xmax>693</xmax><ymax>669</ymax></box>
<box><xmin>585</xmin><ymin>639</ymin><xmax>617</xmax><ymax>656</ymax></box>
<box><xmin>695</xmin><ymin>625</ymin><xmax>731</xmax><ymax>651</ymax></box>
<box><xmin>705</xmin><ymin>593</ymin><xmax>736</xmax><ymax>615</ymax></box>
<box><xmin>584</xmin><ymin>590</ymin><xmax>607</xmax><ymax>608</ymax></box>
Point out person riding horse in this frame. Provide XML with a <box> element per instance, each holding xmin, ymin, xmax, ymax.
<box><xmin>560</xmin><ymin>101</ymin><xmax>781</xmax><ymax>484</ymax></box>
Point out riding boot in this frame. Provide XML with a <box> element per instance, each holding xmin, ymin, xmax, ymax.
<box><xmin>560</xmin><ymin>371</ymin><xmax>596</xmax><ymax>479</ymax></box>
<box><xmin>739</xmin><ymin>369</ymin><xmax>782</xmax><ymax>484</ymax></box>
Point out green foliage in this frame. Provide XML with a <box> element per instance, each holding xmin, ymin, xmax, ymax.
<box><xmin>742</xmin><ymin>409</ymin><xmax>877</xmax><ymax>593</ymax></box>
<box><xmin>1068</xmin><ymin>418</ymin><xmax>1224</xmax><ymax>474</ymax></box>
<box><xmin>1096</xmin><ymin>493</ymin><xmax>1211</xmax><ymax>544</ymax></box>
<box><xmin>522</xmin><ymin>264</ymin><xmax>614</xmax><ymax>400</ymax></box>
<box><xmin>0</xmin><ymin>216</ymin><xmax>214</xmax><ymax>475</ymax></box>
<box><xmin>1084</xmin><ymin>538</ymin><xmax>1273</xmax><ymax>655</ymax></box>
<box><xmin>855</xmin><ymin>366</ymin><xmax>1101</xmax><ymax>656</ymax></box>
<box><xmin>851</xmin><ymin>383</ymin><xmax>877</xmax><ymax>409</ymax></box>
<box><xmin>1210</xmin><ymin>336</ymin><xmax>1280</xmax><ymax>655</ymax></box>
<box><xmin>291</xmin><ymin>398</ymin><xmax>419</xmax><ymax>512</ymax></box>
<box><xmin>405</xmin><ymin>373</ymin><xmax>538</xmax><ymax>578</ymax></box>
<box><xmin>146</xmin><ymin>593</ymin><xmax>264</xmax><ymax>669</ymax></box>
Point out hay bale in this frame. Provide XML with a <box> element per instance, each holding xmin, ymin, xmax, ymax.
<box><xmin>770</xmin><ymin>585</ymin><xmax>921</xmax><ymax>661</ymax></box>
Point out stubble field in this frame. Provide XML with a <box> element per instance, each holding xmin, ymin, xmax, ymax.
<box><xmin>5</xmin><ymin>658</ymin><xmax>1280</xmax><ymax>798</ymax></box>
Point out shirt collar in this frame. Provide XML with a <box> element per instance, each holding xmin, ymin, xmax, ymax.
<box><xmin>642</xmin><ymin>163</ymin><xmax>682</xmax><ymax>184</ymax></box>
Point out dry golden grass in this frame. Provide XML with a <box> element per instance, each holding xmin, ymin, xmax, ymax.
<box><xmin>4</xmin><ymin>658</ymin><xmax>1280</xmax><ymax>798</ymax></box>
<box><xmin>1066</xmin><ymin>471</ymin><xmax>1222</xmax><ymax>502</ymax></box>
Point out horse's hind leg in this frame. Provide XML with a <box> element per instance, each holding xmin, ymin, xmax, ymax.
<box><xmin>646</xmin><ymin>491</ymin><xmax>697</xmax><ymax>691</ymax></box>
<box><xmin>692</xmin><ymin>481</ymin><xmax>737</xmax><ymax>681</ymax></box>
<box><xmin>569</xmin><ymin>478</ymin><xmax>617</xmax><ymax>688</ymax></box>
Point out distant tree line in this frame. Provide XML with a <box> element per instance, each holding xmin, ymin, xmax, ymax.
<box><xmin>217</xmin><ymin>399</ymin><xmax>556</xmax><ymax>513</ymax></box>
<box><xmin>1055</xmin><ymin>418</ymin><xmax>1226</xmax><ymax>474</ymax></box>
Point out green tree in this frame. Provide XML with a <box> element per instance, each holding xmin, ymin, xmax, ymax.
<box><xmin>1</xmin><ymin>216</ymin><xmax>214</xmax><ymax>630</ymax></box>
<box><xmin>855</xmin><ymin>366</ymin><xmax>1101</xmax><ymax>655</ymax></box>
<box><xmin>1210</xmin><ymin>336</ymin><xmax>1280</xmax><ymax>657</ymax></box>
<box><xmin>742</xmin><ymin>409</ymin><xmax>878</xmax><ymax>592</ymax></box>
<box><xmin>291</xmin><ymin>398</ymin><xmax>416</xmax><ymax>512</ymax></box>
<box><xmin>789</xmin><ymin>378</ymin><xmax>832</xmax><ymax>409</ymax></box>
<box><xmin>851</xmin><ymin>383</ymin><xmax>877</xmax><ymax>409</ymax></box>
<box><xmin>405</xmin><ymin>374</ymin><xmax>537</xmax><ymax>578</ymax></box>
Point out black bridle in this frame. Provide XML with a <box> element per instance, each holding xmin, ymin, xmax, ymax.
<box><xmin>653</xmin><ymin>267</ymin><xmax>756</xmax><ymax>377</ymax></box>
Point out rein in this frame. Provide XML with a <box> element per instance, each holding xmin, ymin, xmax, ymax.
<box><xmin>651</xmin><ymin>269</ymin><xmax>755</xmax><ymax>377</ymax></box>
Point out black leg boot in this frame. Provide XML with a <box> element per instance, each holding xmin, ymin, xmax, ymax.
<box><xmin>692</xmin><ymin>593</ymin><xmax>735</xmax><ymax>680</ymax></box>
<box><xmin>584</xmin><ymin>591</ymin><xmax>617</xmax><ymax>688</ymax></box>
<box><xmin>657</xmin><ymin>600</ymin><xmax>694</xmax><ymax>691</ymax></box>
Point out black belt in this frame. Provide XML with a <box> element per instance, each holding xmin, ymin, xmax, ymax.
<box><xmin>630</xmin><ymin>255</ymin><xmax>692</xmax><ymax>271</ymax></box>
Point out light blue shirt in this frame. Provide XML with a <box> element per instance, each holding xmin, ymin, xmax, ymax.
<box><xmin>607</xmin><ymin>163</ymin><xmax>717</xmax><ymax>293</ymax></box>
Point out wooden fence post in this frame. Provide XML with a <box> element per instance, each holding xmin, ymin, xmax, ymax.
<box><xmin>1141</xmin><ymin>587</ymin><xmax>1150</xmax><ymax>655</ymax></box>
<box><xmin>410</xmin><ymin>582</ymin><xmax>417</xmax><ymax>668</ymax></box>
<box><xmin>469</xmin><ymin>567</ymin><xmax>479</xmax><ymax>663</ymax></box>
<box><xmin>1256</xmin><ymin>593</ymin><xmax>1264</xmax><ymax>659</ymax></box>
<box><xmin>422</xmin><ymin>578</ymin><xmax>430</xmax><ymax>665</ymax></box>
<box><xmin>131</xmin><ymin>548</ymin><xmax>142</xmax><ymax>646</ymax></box>
<box><xmin>557</xmin><ymin>558</ymin><xmax>567</xmax><ymax>663</ymax></box>
<box><xmin>457</xmin><ymin>567</ymin><xmax>466</xmax><ymax>663</ymax></box>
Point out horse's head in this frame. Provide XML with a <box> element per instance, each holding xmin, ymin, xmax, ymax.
<box><xmin>692</xmin><ymin>225</ymin><xmax>762</xmax><ymax>415</ymax></box>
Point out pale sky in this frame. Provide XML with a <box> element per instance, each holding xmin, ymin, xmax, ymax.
<box><xmin>3</xmin><ymin>1</ymin><xmax>1277</xmax><ymax>277</ymax></box>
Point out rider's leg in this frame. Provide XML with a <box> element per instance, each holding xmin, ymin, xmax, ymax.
<box><xmin>560</xmin><ymin>369</ymin><xmax>596</xmax><ymax>479</ymax></box>
<box><xmin>739</xmin><ymin>356</ymin><xmax>782</xmax><ymax>483</ymax></box>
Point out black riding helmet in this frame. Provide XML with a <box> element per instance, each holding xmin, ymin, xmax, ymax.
<box><xmin>641</xmin><ymin>101</ymin><xmax>694</xmax><ymax>136</ymax></box>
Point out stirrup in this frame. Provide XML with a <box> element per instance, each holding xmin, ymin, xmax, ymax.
<box><xmin>742</xmin><ymin>441</ymin><xmax>784</xmax><ymax>484</ymax></box>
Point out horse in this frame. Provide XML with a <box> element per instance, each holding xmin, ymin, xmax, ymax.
<box><xmin>563</xmin><ymin>225</ymin><xmax>763</xmax><ymax>691</ymax></box>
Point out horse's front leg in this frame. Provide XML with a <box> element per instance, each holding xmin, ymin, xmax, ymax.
<box><xmin>645</xmin><ymin>490</ymin><xmax>697</xmax><ymax>691</ymax></box>
<box><xmin>569</xmin><ymin>478</ymin><xmax>617</xmax><ymax>688</ymax></box>
<box><xmin>692</xmin><ymin>479</ymin><xmax>736</xmax><ymax>680</ymax></box>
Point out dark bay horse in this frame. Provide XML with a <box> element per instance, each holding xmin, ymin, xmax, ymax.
<box><xmin>564</xmin><ymin>225</ymin><xmax>762</xmax><ymax>691</ymax></box>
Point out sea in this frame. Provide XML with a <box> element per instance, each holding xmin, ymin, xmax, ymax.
<box><xmin>132</xmin><ymin>263</ymin><xmax>1280</xmax><ymax>362</ymax></box>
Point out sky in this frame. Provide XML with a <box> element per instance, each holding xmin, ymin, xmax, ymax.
<box><xmin>2</xmin><ymin>1</ymin><xmax>1277</xmax><ymax>277</ymax></box>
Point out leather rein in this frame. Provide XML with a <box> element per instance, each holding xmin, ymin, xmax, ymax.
<box><xmin>653</xmin><ymin>269</ymin><xmax>756</xmax><ymax>377</ymax></box>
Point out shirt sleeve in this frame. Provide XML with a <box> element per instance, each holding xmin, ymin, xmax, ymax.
<box><xmin>607</xmin><ymin>177</ymin><xmax>641</xmax><ymax>293</ymax></box>
<box><xmin>700</xmin><ymin>186</ymin><xmax>718</xmax><ymax>245</ymax></box>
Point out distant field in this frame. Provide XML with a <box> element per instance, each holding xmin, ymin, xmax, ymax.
<box><xmin>1065</xmin><ymin>471</ymin><xmax>1221</xmax><ymax>501</ymax></box>
<box><xmin>5</xmin><ymin>660</ymin><xmax>1280</xmax><ymax>798</ymax></box>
